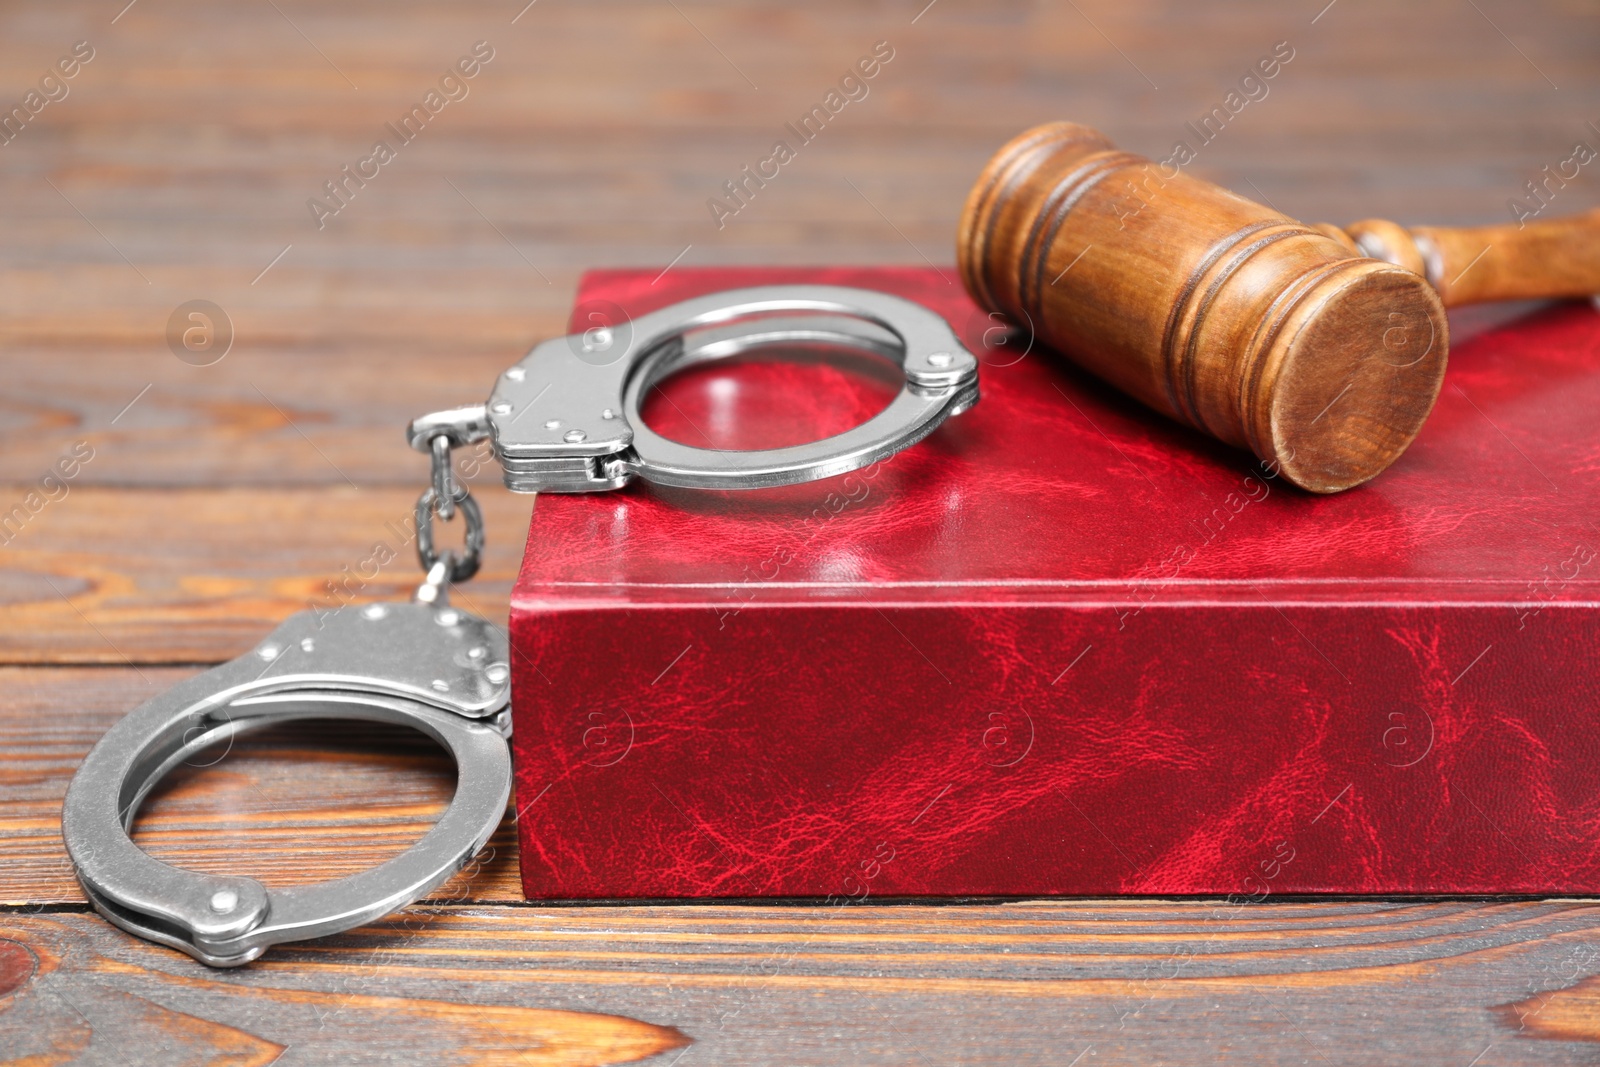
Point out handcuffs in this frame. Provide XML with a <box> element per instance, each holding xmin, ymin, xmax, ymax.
<box><xmin>61</xmin><ymin>285</ymin><xmax>979</xmax><ymax>965</ymax></box>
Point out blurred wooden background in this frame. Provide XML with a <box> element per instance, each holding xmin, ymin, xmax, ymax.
<box><xmin>2</xmin><ymin>0</ymin><xmax>1599</xmax><ymax>1063</ymax></box>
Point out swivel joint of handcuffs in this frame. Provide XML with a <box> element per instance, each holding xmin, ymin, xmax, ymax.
<box><xmin>61</xmin><ymin>285</ymin><xmax>979</xmax><ymax>966</ymax></box>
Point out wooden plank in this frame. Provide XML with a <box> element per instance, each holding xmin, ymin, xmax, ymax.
<box><xmin>2</xmin><ymin>0</ymin><xmax>1599</xmax><ymax>1060</ymax></box>
<box><xmin>0</xmin><ymin>486</ymin><xmax>534</xmax><ymax>664</ymax></box>
<box><xmin>0</xmin><ymin>339</ymin><xmax>557</xmax><ymax>489</ymax></box>
<box><xmin>0</xmin><ymin>0</ymin><xmax>1594</xmax><ymax>488</ymax></box>
<box><xmin>5</xmin><ymin>901</ymin><xmax>1600</xmax><ymax>1064</ymax></box>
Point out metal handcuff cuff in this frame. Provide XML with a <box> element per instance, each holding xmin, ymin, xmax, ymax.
<box><xmin>61</xmin><ymin>285</ymin><xmax>978</xmax><ymax>966</ymax></box>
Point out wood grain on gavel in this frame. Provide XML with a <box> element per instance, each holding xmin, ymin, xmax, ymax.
<box><xmin>958</xmin><ymin>122</ymin><xmax>1600</xmax><ymax>492</ymax></box>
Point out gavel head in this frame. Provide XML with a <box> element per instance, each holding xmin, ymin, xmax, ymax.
<box><xmin>958</xmin><ymin>122</ymin><xmax>1448</xmax><ymax>493</ymax></box>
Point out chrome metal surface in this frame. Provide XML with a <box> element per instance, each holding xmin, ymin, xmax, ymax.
<box><xmin>415</xmin><ymin>485</ymin><xmax>484</xmax><ymax>583</ymax></box>
<box><xmin>414</xmin><ymin>557</ymin><xmax>453</xmax><ymax>606</ymax></box>
<box><xmin>407</xmin><ymin>404</ymin><xmax>492</xmax><ymax>453</ymax></box>
<box><xmin>430</xmin><ymin>433</ymin><xmax>458</xmax><ymax>521</ymax></box>
<box><xmin>405</xmin><ymin>406</ymin><xmax>489</xmax><ymax>584</ymax></box>
<box><xmin>61</xmin><ymin>602</ymin><xmax>512</xmax><ymax>967</ymax></box>
<box><xmin>484</xmin><ymin>285</ymin><xmax>979</xmax><ymax>493</ymax></box>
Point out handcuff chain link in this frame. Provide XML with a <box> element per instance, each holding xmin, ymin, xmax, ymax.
<box><xmin>413</xmin><ymin>414</ymin><xmax>490</xmax><ymax>590</ymax></box>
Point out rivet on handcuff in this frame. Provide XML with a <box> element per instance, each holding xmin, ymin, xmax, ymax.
<box><xmin>61</xmin><ymin>285</ymin><xmax>979</xmax><ymax>965</ymax></box>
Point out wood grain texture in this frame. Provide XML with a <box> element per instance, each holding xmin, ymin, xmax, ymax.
<box><xmin>8</xmin><ymin>902</ymin><xmax>1600</xmax><ymax>1065</ymax></box>
<box><xmin>0</xmin><ymin>487</ymin><xmax>533</xmax><ymax>663</ymax></box>
<box><xmin>956</xmin><ymin>118</ymin><xmax>1597</xmax><ymax>492</ymax></box>
<box><xmin>2</xmin><ymin>0</ymin><xmax>1599</xmax><ymax>1061</ymax></box>
<box><xmin>0</xmin><ymin>0</ymin><xmax>1597</xmax><ymax>493</ymax></box>
<box><xmin>956</xmin><ymin>120</ymin><xmax>1451</xmax><ymax>494</ymax></box>
<box><xmin>1343</xmin><ymin>210</ymin><xmax>1600</xmax><ymax>306</ymax></box>
<box><xmin>1411</xmin><ymin>210</ymin><xmax>1600</xmax><ymax>307</ymax></box>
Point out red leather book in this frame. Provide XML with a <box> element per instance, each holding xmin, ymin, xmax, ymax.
<box><xmin>510</xmin><ymin>266</ymin><xmax>1600</xmax><ymax>900</ymax></box>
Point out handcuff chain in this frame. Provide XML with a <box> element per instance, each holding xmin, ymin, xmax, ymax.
<box><xmin>411</xmin><ymin>409</ymin><xmax>492</xmax><ymax>594</ymax></box>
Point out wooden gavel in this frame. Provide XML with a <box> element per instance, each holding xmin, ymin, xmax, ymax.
<box><xmin>958</xmin><ymin>122</ymin><xmax>1600</xmax><ymax>492</ymax></box>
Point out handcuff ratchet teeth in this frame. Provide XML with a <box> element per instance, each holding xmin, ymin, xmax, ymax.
<box><xmin>61</xmin><ymin>284</ymin><xmax>978</xmax><ymax>966</ymax></box>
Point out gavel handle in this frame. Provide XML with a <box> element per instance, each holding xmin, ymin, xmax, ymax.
<box><xmin>1319</xmin><ymin>209</ymin><xmax>1600</xmax><ymax>308</ymax></box>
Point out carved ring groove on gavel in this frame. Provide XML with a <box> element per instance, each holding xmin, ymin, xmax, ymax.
<box><xmin>958</xmin><ymin>122</ymin><xmax>1600</xmax><ymax>492</ymax></box>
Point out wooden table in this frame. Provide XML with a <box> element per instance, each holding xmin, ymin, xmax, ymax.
<box><xmin>3</xmin><ymin>1</ymin><xmax>1598</xmax><ymax>1062</ymax></box>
